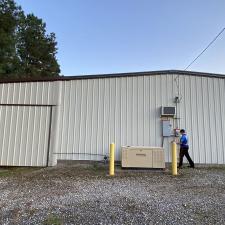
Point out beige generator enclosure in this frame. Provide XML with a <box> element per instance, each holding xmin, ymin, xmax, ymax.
<box><xmin>121</xmin><ymin>146</ymin><xmax>165</xmax><ymax>168</ymax></box>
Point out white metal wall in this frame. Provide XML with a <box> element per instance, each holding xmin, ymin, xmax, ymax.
<box><xmin>0</xmin><ymin>73</ymin><xmax>224</xmax><ymax>166</ymax></box>
<box><xmin>56</xmin><ymin>74</ymin><xmax>225</xmax><ymax>164</ymax></box>
<box><xmin>0</xmin><ymin>81</ymin><xmax>60</xmax><ymax>166</ymax></box>
<box><xmin>0</xmin><ymin>105</ymin><xmax>51</xmax><ymax>166</ymax></box>
<box><xmin>0</xmin><ymin>81</ymin><xmax>57</xmax><ymax>105</ymax></box>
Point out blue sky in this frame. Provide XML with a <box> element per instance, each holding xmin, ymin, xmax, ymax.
<box><xmin>16</xmin><ymin>0</ymin><xmax>225</xmax><ymax>76</ymax></box>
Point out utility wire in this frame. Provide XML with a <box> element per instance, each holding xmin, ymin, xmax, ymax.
<box><xmin>184</xmin><ymin>27</ymin><xmax>225</xmax><ymax>71</ymax></box>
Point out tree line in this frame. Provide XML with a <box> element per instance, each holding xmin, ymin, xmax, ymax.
<box><xmin>0</xmin><ymin>0</ymin><xmax>60</xmax><ymax>79</ymax></box>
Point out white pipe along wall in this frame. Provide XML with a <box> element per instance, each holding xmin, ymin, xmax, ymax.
<box><xmin>0</xmin><ymin>70</ymin><xmax>225</xmax><ymax>166</ymax></box>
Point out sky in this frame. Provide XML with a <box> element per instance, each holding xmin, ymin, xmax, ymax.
<box><xmin>16</xmin><ymin>0</ymin><xmax>225</xmax><ymax>76</ymax></box>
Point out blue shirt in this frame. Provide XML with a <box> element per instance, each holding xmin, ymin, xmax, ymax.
<box><xmin>180</xmin><ymin>134</ymin><xmax>189</xmax><ymax>148</ymax></box>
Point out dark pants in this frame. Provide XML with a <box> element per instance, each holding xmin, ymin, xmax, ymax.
<box><xmin>179</xmin><ymin>147</ymin><xmax>194</xmax><ymax>167</ymax></box>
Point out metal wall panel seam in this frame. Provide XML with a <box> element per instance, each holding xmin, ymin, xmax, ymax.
<box><xmin>71</xmin><ymin>81</ymin><xmax>77</xmax><ymax>159</ymax></box>
<box><xmin>97</xmin><ymin>79</ymin><xmax>101</xmax><ymax>159</ymax></box>
<box><xmin>219</xmin><ymin>80</ymin><xmax>225</xmax><ymax>163</ymax></box>
<box><xmin>106</xmin><ymin>79</ymin><xmax>110</xmax><ymax>158</ymax></box>
<box><xmin>195</xmin><ymin>76</ymin><xmax>201</xmax><ymax>163</ymax></box>
<box><xmin>0</xmin><ymin>91</ymin><xmax>3</xmax><ymax>164</ymax></box>
<box><xmin>42</xmin><ymin>108</ymin><xmax>48</xmax><ymax>165</ymax></box>
<box><xmin>148</xmin><ymin>77</ymin><xmax>152</xmax><ymax>147</ymax></box>
<box><xmin>216</xmin><ymin>79</ymin><xmax>223</xmax><ymax>163</ymax></box>
<box><xmin>7</xmin><ymin>84</ymin><xmax>18</xmax><ymax>164</ymax></box>
<box><xmin>198</xmin><ymin>77</ymin><xmax>203</xmax><ymax>163</ymax></box>
<box><xmin>126</xmin><ymin>77</ymin><xmax>129</xmax><ymax>145</ymax></box>
<box><xmin>18</xmin><ymin>106</ymin><xmax>25</xmax><ymax>165</ymax></box>
<box><xmin>46</xmin><ymin>107</ymin><xmax>52</xmax><ymax>166</ymax></box>
<box><xmin>102</xmin><ymin>79</ymin><xmax>106</xmax><ymax>156</ymax></box>
<box><xmin>5</xmin><ymin>107</ymin><xmax>12</xmax><ymax>165</ymax></box>
<box><xmin>211</xmin><ymin>78</ymin><xmax>218</xmax><ymax>163</ymax></box>
<box><xmin>182</xmin><ymin>76</ymin><xmax>187</xmax><ymax>131</ymax></box>
<box><xmin>197</xmin><ymin>77</ymin><xmax>203</xmax><ymax>163</ymax></box>
<box><xmin>114</xmin><ymin>78</ymin><xmax>117</xmax><ymax>154</ymax></box>
<box><xmin>23</xmin><ymin>106</ymin><xmax>31</xmax><ymax>165</ymax></box>
<box><xmin>108</xmin><ymin>79</ymin><xmax>111</xmax><ymax>147</ymax></box>
<box><xmin>143</xmin><ymin>76</ymin><xmax>146</xmax><ymax>146</ymax></box>
<box><xmin>212</xmin><ymin>79</ymin><xmax>219</xmax><ymax>163</ymax></box>
<box><xmin>216</xmin><ymin>79</ymin><xmax>222</xmax><ymax>163</ymax></box>
<box><xmin>222</xmin><ymin>80</ymin><xmax>225</xmax><ymax>163</ymax></box>
<box><xmin>83</xmin><ymin>80</ymin><xmax>89</xmax><ymax>158</ymax></box>
<box><xmin>27</xmin><ymin>83</ymin><xmax>34</xmax><ymax>166</ymax></box>
<box><xmin>137</xmin><ymin>77</ymin><xmax>140</xmax><ymax>145</ymax></box>
<box><xmin>134</xmin><ymin>77</ymin><xmax>138</xmax><ymax>145</ymax></box>
<box><xmin>111</xmin><ymin>79</ymin><xmax>115</xmax><ymax>145</ymax></box>
<box><xmin>58</xmin><ymin>82</ymin><xmax>64</xmax><ymax>154</ymax></box>
<box><xmin>78</xmin><ymin>80</ymin><xmax>84</xmax><ymax>159</ymax></box>
<box><xmin>200</xmin><ymin>77</ymin><xmax>206</xmax><ymax>164</ymax></box>
<box><xmin>206</xmin><ymin>78</ymin><xmax>212</xmax><ymax>163</ymax></box>
<box><xmin>31</xmin><ymin>83</ymin><xmax>40</xmax><ymax>165</ymax></box>
<box><xmin>90</xmin><ymin>80</ymin><xmax>95</xmax><ymax>159</ymax></box>
<box><xmin>153</xmin><ymin>76</ymin><xmax>156</xmax><ymax>146</ymax></box>
<box><xmin>27</xmin><ymin>96</ymin><xmax>34</xmax><ymax>165</ymax></box>
<box><xmin>188</xmin><ymin>76</ymin><xmax>194</xmax><ymax>162</ymax></box>
<box><xmin>12</xmin><ymin>105</ymin><xmax>19</xmax><ymax>165</ymax></box>
<box><xmin>202</xmin><ymin>78</ymin><xmax>210</xmax><ymax>163</ymax></box>
<box><xmin>62</xmin><ymin>82</ymin><xmax>70</xmax><ymax>159</ymax></box>
<box><xmin>7</xmin><ymin>84</ymin><xmax>15</xmax><ymax>165</ymax></box>
<box><xmin>66</xmin><ymin>81</ymin><xmax>72</xmax><ymax>157</ymax></box>
<box><xmin>30</xmin><ymin>107</ymin><xmax>36</xmax><ymax>165</ymax></box>
<box><xmin>0</xmin><ymin>107</ymin><xmax>7</xmax><ymax>164</ymax></box>
<box><xmin>36</xmin><ymin>107</ymin><xmax>42</xmax><ymax>165</ymax></box>
<box><xmin>120</xmin><ymin>78</ymin><xmax>123</xmax><ymax>151</ymax></box>
<box><xmin>84</xmin><ymin>80</ymin><xmax>90</xmax><ymax>158</ymax></box>
<box><xmin>210</xmin><ymin>78</ymin><xmax>217</xmax><ymax>163</ymax></box>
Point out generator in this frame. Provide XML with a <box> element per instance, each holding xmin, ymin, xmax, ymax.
<box><xmin>121</xmin><ymin>146</ymin><xmax>165</xmax><ymax>169</ymax></box>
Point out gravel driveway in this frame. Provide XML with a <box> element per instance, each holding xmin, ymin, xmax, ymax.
<box><xmin>0</xmin><ymin>162</ymin><xmax>225</xmax><ymax>225</ymax></box>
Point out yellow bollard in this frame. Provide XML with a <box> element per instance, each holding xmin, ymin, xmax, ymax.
<box><xmin>172</xmin><ymin>141</ymin><xmax>177</xmax><ymax>175</ymax></box>
<box><xmin>109</xmin><ymin>143</ymin><xmax>115</xmax><ymax>176</ymax></box>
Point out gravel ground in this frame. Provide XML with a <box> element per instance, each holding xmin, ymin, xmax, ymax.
<box><xmin>0</xmin><ymin>163</ymin><xmax>225</xmax><ymax>225</ymax></box>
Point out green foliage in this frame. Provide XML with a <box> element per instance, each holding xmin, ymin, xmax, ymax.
<box><xmin>0</xmin><ymin>0</ymin><xmax>60</xmax><ymax>78</ymax></box>
<box><xmin>17</xmin><ymin>14</ymin><xmax>60</xmax><ymax>78</ymax></box>
<box><xmin>0</xmin><ymin>0</ymin><xmax>21</xmax><ymax>77</ymax></box>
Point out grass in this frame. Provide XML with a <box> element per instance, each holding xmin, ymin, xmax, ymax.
<box><xmin>0</xmin><ymin>167</ymin><xmax>41</xmax><ymax>177</ymax></box>
<box><xmin>43</xmin><ymin>214</ymin><xmax>63</xmax><ymax>225</ymax></box>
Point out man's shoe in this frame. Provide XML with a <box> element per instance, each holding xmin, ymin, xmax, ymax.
<box><xmin>188</xmin><ymin>165</ymin><xmax>195</xmax><ymax>168</ymax></box>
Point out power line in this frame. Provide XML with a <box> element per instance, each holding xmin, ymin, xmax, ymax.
<box><xmin>184</xmin><ymin>27</ymin><xmax>225</xmax><ymax>71</ymax></box>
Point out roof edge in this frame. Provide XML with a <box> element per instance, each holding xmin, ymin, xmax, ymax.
<box><xmin>0</xmin><ymin>69</ymin><xmax>225</xmax><ymax>84</ymax></box>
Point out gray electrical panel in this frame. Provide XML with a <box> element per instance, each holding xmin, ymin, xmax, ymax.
<box><xmin>162</xmin><ymin>120</ymin><xmax>172</xmax><ymax>137</ymax></box>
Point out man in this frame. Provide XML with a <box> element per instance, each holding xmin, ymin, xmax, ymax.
<box><xmin>178</xmin><ymin>129</ymin><xmax>195</xmax><ymax>168</ymax></box>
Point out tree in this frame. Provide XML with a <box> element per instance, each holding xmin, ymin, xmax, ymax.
<box><xmin>0</xmin><ymin>0</ymin><xmax>60</xmax><ymax>78</ymax></box>
<box><xmin>0</xmin><ymin>0</ymin><xmax>21</xmax><ymax>77</ymax></box>
<box><xmin>17</xmin><ymin>14</ymin><xmax>60</xmax><ymax>78</ymax></box>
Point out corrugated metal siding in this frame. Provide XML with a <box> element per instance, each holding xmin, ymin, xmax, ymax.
<box><xmin>0</xmin><ymin>105</ymin><xmax>51</xmax><ymax>166</ymax></box>
<box><xmin>56</xmin><ymin>74</ymin><xmax>225</xmax><ymax>164</ymax></box>
<box><xmin>0</xmin><ymin>81</ymin><xmax>61</xmax><ymax>166</ymax></box>
<box><xmin>0</xmin><ymin>81</ymin><xmax>57</xmax><ymax>105</ymax></box>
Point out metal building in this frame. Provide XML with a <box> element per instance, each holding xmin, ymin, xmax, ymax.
<box><xmin>0</xmin><ymin>70</ymin><xmax>225</xmax><ymax>166</ymax></box>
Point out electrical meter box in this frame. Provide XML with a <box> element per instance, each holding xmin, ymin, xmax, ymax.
<box><xmin>162</xmin><ymin>120</ymin><xmax>172</xmax><ymax>137</ymax></box>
